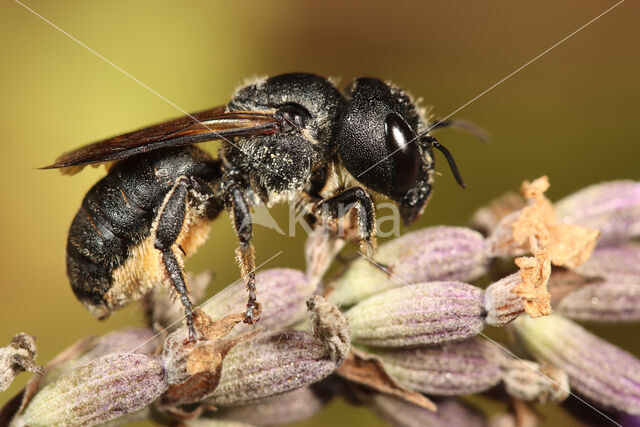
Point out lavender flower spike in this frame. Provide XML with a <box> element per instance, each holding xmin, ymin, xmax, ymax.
<box><xmin>555</xmin><ymin>180</ymin><xmax>640</xmax><ymax>245</ymax></box>
<box><xmin>374</xmin><ymin>338</ymin><xmax>505</xmax><ymax>395</ymax></box>
<box><xmin>513</xmin><ymin>314</ymin><xmax>640</xmax><ymax>415</ymax></box>
<box><xmin>16</xmin><ymin>353</ymin><xmax>167</xmax><ymax>427</ymax></box>
<box><xmin>203</xmin><ymin>268</ymin><xmax>316</xmax><ymax>336</ymax></box>
<box><xmin>347</xmin><ymin>281</ymin><xmax>485</xmax><ymax>347</ymax></box>
<box><xmin>328</xmin><ymin>226</ymin><xmax>487</xmax><ymax>306</ymax></box>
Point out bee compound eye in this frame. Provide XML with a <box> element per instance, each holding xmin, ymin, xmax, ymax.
<box><xmin>276</xmin><ymin>104</ymin><xmax>310</xmax><ymax>131</ymax></box>
<box><xmin>385</xmin><ymin>112</ymin><xmax>419</xmax><ymax>197</ymax></box>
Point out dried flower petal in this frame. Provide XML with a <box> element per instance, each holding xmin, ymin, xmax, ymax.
<box><xmin>203</xmin><ymin>269</ymin><xmax>315</xmax><ymax>336</ymax></box>
<box><xmin>367</xmin><ymin>394</ymin><xmax>487</xmax><ymax>427</ymax></box>
<box><xmin>207</xmin><ymin>330</ymin><xmax>339</xmax><ymax>406</ymax></box>
<box><xmin>555</xmin><ymin>180</ymin><xmax>640</xmax><ymax>245</ymax></box>
<box><xmin>501</xmin><ymin>359</ymin><xmax>569</xmax><ymax>403</ymax></box>
<box><xmin>306</xmin><ymin>296</ymin><xmax>351</xmax><ymax>365</ymax></box>
<box><xmin>484</xmin><ymin>273</ymin><xmax>525</xmax><ymax>326</ymax></box>
<box><xmin>336</xmin><ymin>347</ymin><xmax>436</xmax><ymax>411</ymax></box>
<box><xmin>161</xmin><ymin>310</ymin><xmax>254</xmax><ymax>400</ymax></box>
<box><xmin>513</xmin><ymin>252</ymin><xmax>552</xmax><ymax>318</ymax></box>
<box><xmin>513</xmin><ymin>314</ymin><xmax>640</xmax><ymax>414</ymax></box>
<box><xmin>555</xmin><ymin>277</ymin><xmax>640</xmax><ymax>322</ymax></box>
<box><xmin>375</xmin><ymin>338</ymin><xmax>505</xmax><ymax>395</ymax></box>
<box><xmin>347</xmin><ymin>281</ymin><xmax>485</xmax><ymax>347</ymax></box>
<box><xmin>0</xmin><ymin>333</ymin><xmax>43</xmax><ymax>392</ymax></box>
<box><xmin>17</xmin><ymin>353</ymin><xmax>167</xmax><ymax>426</ymax></box>
<box><xmin>486</xmin><ymin>177</ymin><xmax>600</xmax><ymax>317</ymax></box>
<box><xmin>327</xmin><ymin>227</ymin><xmax>487</xmax><ymax>306</ymax></box>
<box><xmin>214</xmin><ymin>387</ymin><xmax>328</xmax><ymax>425</ymax></box>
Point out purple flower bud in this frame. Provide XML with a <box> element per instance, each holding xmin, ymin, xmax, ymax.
<box><xmin>574</xmin><ymin>243</ymin><xmax>640</xmax><ymax>279</ymax></box>
<box><xmin>207</xmin><ymin>330</ymin><xmax>340</xmax><ymax>406</ymax></box>
<box><xmin>367</xmin><ymin>394</ymin><xmax>487</xmax><ymax>427</ymax></box>
<box><xmin>328</xmin><ymin>227</ymin><xmax>487</xmax><ymax>306</ymax></box>
<box><xmin>374</xmin><ymin>338</ymin><xmax>505</xmax><ymax>395</ymax></box>
<box><xmin>203</xmin><ymin>269</ymin><xmax>315</xmax><ymax>336</ymax></box>
<box><xmin>513</xmin><ymin>314</ymin><xmax>640</xmax><ymax>414</ymax></box>
<box><xmin>17</xmin><ymin>353</ymin><xmax>167</xmax><ymax>426</ymax></box>
<box><xmin>554</xmin><ymin>275</ymin><xmax>640</xmax><ymax>322</ymax></box>
<box><xmin>214</xmin><ymin>387</ymin><xmax>328</xmax><ymax>425</ymax></box>
<box><xmin>77</xmin><ymin>327</ymin><xmax>161</xmax><ymax>364</ymax></box>
<box><xmin>555</xmin><ymin>181</ymin><xmax>640</xmax><ymax>245</ymax></box>
<box><xmin>347</xmin><ymin>282</ymin><xmax>485</xmax><ymax>347</ymax></box>
<box><xmin>484</xmin><ymin>273</ymin><xmax>525</xmax><ymax>327</ymax></box>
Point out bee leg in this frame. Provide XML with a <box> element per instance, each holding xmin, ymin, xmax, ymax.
<box><xmin>154</xmin><ymin>177</ymin><xmax>199</xmax><ymax>341</ymax></box>
<box><xmin>226</xmin><ymin>184</ymin><xmax>259</xmax><ymax>324</ymax></box>
<box><xmin>315</xmin><ymin>187</ymin><xmax>377</xmax><ymax>256</ymax></box>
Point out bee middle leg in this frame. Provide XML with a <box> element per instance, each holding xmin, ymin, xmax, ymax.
<box><xmin>225</xmin><ymin>183</ymin><xmax>259</xmax><ymax>324</ymax></box>
<box><xmin>315</xmin><ymin>187</ymin><xmax>377</xmax><ymax>256</ymax></box>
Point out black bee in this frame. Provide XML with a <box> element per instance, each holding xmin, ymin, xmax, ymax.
<box><xmin>44</xmin><ymin>73</ymin><xmax>469</xmax><ymax>341</ymax></box>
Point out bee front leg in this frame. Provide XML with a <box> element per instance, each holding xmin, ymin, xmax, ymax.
<box><xmin>315</xmin><ymin>187</ymin><xmax>377</xmax><ymax>256</ymax></box>
<box><xmin>225</xmin><ymin>183</ymin><xmax>259</xmax><ymax>324</ymax></box>
<box><xmin>154</xmin><ymin>176</ymin><xmax>199</xmax><ymax>342</ymax></box>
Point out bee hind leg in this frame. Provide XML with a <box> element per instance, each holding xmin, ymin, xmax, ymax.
<box><xmin>154</xmin><ymin>176</ymin><xmax>205</xmax><ymax>342</ymax></box>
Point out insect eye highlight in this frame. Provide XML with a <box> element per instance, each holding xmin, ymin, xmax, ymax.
<box><xmin>385</xmin><ymin>112</ymin><xmax>419</xmax><ymax>196</ymax></box>
<box><xmin>275</xmin><ymin>103</ymin><xmax>311</xmax><ymax>131</ymax></box>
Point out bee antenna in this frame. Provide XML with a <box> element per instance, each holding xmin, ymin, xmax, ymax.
<box><xmin>424</xmin><ymin>136</ymin><xmax>466</xmax><ymax>189</ymax></box>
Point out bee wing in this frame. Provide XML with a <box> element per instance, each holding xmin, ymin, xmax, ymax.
<box><xmin>42</xmin><ymin>106</ymin><xmax>279</xmax><ymax>174</ymax></box>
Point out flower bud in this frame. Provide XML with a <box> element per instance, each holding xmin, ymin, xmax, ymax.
<box><xmin>555</xmin><ymin>277</ymin><xmax>640</xmax><ymax>322</ymax></box>
<box><xmin>555</xmin><ymin>180</ymin><xmax>640</xmax><ymax>245</ymax></box>
<box><xmin>327</xmin><ymin>227</ymin><xmax>487</xmax><ymax>306</ymax></box>
<box><xmin>574</xmin><ymin>243</ymin><xmax>640</xmax><ymax>279</ymax></box>
<box><xmin>77</xmin><ymin>327</ymin><xmax>160</xmax><ymax>364</ymax></box>
<box><xmin>368</xmin><ymin>394</ymin><xmax>487</xmax><ymax>427</ymax></box>
<box><xmin>347</xmin><ymin>282</ymin><xmax>485</xmax><ymax>347</ymax></box>
<box><xmin>207</xmin><ymin>330</ymin><xmax>340</xmax><ymax>406</ymax></box>
<box><xmin>484</xmin><ymin>273</ymin><xmax>525</xmax><ymax>327</ymax></box>
<box><xmin>375</xmin><ymin>338</ymin><xmax>505</xmax><ymax>395</ymax></box>
<box><xmin>214</xmin><ymin>387</ymin><xmax>327</xmax><ymax>425</ymax></box>
<box><xmin>513</xmin><ymin>314</ymin><xmax>640</xmax><ymax>414</ymax></box>
<box><xmin>17</xmin><ymin>353</ymin><xmax>167</xmax><ymax>427</ymax></box>
<box><xmin>203</xmin><ymin>269</ymin><xmax>315</xmax><ymax>336</ymax></box>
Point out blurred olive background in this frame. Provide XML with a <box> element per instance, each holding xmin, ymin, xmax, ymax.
<box><xmin>1</xmin><ymin>1</ymin><xmax>638</xmax><ymax>425</ymax></box>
